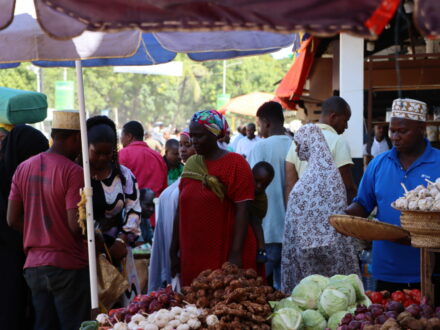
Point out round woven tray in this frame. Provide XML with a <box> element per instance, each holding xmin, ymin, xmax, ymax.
<box><xmin>329</xmin><ymin>215</ymin><xmax>409</xmax><ymax>241</ymax></box>
<box><xmin>400</xmin><ymin>210</ymin><xmax>440</xmax><ymax>248</ymax></box>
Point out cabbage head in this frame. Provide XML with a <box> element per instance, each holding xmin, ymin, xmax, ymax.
<box><xmin>318</xmin><ymin>289</ymin><xmax>348</xmax><ymax>317</ymax></box>
<box><xmin>325</xmin><ymin>281</ymin><xmax>356</xmax><ymax>306</ymax></box>
<box><xmin>300</xmin><ymin>275</ymin><xmax>329</xmax><ymax>291</ymax></box>
<box><xmin>301</xmin><ymin>309</ymin><xmax>327</xmax><ymax>330</ymax></box>
<box><xmin>327</xmin><ymin>311</ymin><xmax>348</xmax><ymax>330</ymax></box>
<box><xmin>291</xmin><ymin>280</ymin><xmax>322</xmax><ymax>310</ymax></box>
<box><xmin>357</xmin><ymin>294</ymin><xmax>372</xmax><ymax>307</ymax></box>
<box><xmin>272</xmin><ymin>297</ymin><xmax>302</xmax><ymax>312</ymax></box>
<box><xmin>345</xmin><ymin>274</ymin><xmax>365</xmax><ymax>301</ymax></box>
<box><xmin>272</xmin><ymin>307</ymin><xmax>304</xmax><ymax>330</ymax></box>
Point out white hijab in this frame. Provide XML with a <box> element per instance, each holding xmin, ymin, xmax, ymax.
<box><xmin>288</xmin><ymin>123</ymin><xmax>347</xmax><ymax>248</ymax></box>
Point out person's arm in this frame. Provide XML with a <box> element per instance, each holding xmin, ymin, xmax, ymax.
<box><xmin>67</xmin><ymin>208</ymin><xmax>82</xmax><ymax>236</ymax></box>
<box><xmin>170</xmin><ymin>206</ymin><xmax>180</xmax><ymax>277</ymax></box>
<box><xmin>228</xmin><ymin>201</ymin><xmax>249</xmax><ymax>267</ymax></box>
<box><xmin>345</xmin><ymin>202</ymin><xmax>369</xmax><ymax>218</ymax></box>
<box><xmin>338</xmin><ymin>164</ymin><xmax>357</xmax><ymax>204</ymax></box>
<box><xmin>7</xmin><ymin>199</ymin><xmax>24</xmax><ymax>232</ymax></box>
<box><xmin>284</xmin><ymin>161</ymin><xmax>298</xmax><ymax>206</ymax></box>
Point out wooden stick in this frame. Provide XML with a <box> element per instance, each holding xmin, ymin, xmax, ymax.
<box><xmin>401</xmin><ymin>182</ymin><xmax>409</xmax><ymax>194</ymax></box>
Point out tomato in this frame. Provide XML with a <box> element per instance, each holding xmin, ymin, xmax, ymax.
<box><xmin>391</xmin><ymin>291</ymin><xmax>406</xmax><ymax>303</ymax></box>
<box><xmin>380</xmin><ymin>290</ymin><xmax>391</xmax><ymax>299</ymax></box>
<box><xmin>403</xmin><ymin>299</ymin><xmax>415</xmax><ymax>307</ymax></box>
<box><xmin>381</xmin><ymin>299</ymin><xmax>389</xmax><ymax>306</ymax></box>
<box><xmin>370</xmin><ymin>292</ymin><xmax>384</xmax><ymax>304</ymax></box>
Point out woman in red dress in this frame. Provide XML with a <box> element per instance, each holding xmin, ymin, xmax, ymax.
<box><xmin>170</xmin><ymin>110</ymin><xmax>257</xmax><ymax>286</ymax></box>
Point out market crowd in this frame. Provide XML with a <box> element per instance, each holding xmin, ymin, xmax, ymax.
<box><xmin>1</xmin><ymin>96</ymin><xmax>439</xmax><ymax>329</ymax></box>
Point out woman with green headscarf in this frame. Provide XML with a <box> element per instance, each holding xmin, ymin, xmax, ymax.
<box><xmin>170</xmin><ymin>110</ymin><xmax>258</xmax><ymax>286</ymax></box>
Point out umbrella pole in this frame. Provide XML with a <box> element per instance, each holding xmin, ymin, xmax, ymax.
<box><xmin>75</xmin><ymin>60</ymin><xmax>99</xmax><ymax>312</ymax></box>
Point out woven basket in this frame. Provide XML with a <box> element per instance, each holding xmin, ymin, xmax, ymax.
<box><xmin>400</xmin><ymin>211</ymin><xmax>440</xmax><ymax>248</ymax></box>
<box><xmin>329</xmin><ymin>215</ymin><xmax>409</xmax><ymax>241</ymax></box>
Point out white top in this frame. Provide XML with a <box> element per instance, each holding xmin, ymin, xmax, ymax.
<box><xmin>363</xmin><ymin>138</ymin><xmax>391</xmax><ymax>157</ymax></box>
<box><xmin>247</xmin><ymin>135</ymin><xmax>292</xmax><ymax>243</ymax></box>
<box><xmin>286</xmin><ymin>123</ymin><xmax>353</xmax><ymax>178</ymax></box>
<box><xmin>148</xmin><ymin>179</ymin><xmax>180</xmax><ymax>293</ymax></box>
<box><xmin>235</xmin><ymin>136</ymin><xmax>261</xmax><ymax>159</ymax></box>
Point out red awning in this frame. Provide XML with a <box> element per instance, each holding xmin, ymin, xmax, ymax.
<box><xmin>275</xmin><ymin>37</ymin><xmax>318</xmax><ymax>110</ymax></box>
<box><xmin>0</xmin><ymin>0</ymin><xmax>400</xmax><ymax>40</ymax></box>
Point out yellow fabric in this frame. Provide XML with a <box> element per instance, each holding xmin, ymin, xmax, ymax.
<box><xmin>181</xmin><ymin>154</ymin><xmax>225</xmax><ymax>201</ymax></box>
<box><xmin>0</xmin><ymin>123</ymin><xmax>14</xmax><ymax>132</ymax></box>
<box><xmin>286</xmin><ymin>123</ymin><xmax>353</xmax><ymax>177</ymax></box>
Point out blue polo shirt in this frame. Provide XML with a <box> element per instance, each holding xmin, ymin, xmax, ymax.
<box><xmin>354</xmin><ymin>140</ymin><xmax>440</xmax><ymax>283</ymax></box>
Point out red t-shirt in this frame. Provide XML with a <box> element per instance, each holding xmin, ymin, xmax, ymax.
<box><xmin>119</xmin><ymin>141</ymin><xmax>168</xmax><ymax>196</ymax></box>
<box><xmin>9</xmin><ymin>152</ymin><xmax>88</xmax><ymax>270</ymax></box>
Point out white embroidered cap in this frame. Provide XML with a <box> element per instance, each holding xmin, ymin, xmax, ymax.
<box><xmin>391</xmin><ymin>98</ymin><xmax>427</xmax><ymax>122</ymax></box>
<box><xmin>52</xmin><ymin>110</ymin><xmax>80</xmax><ymax>130</ymax></box>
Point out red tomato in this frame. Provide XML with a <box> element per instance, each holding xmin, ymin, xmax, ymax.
<box><xmin>391</xmin><ymin>291</ymin><xmax>406</xmax><ymax>303</ymax></box>
<box><xmin>403</xmin><ymin>299</ymin><xmax>415</xmax><ymax>307</ymax></box>
<box><xmin>370</xmin><ymin>292</ymin><xmax>384</xmax><ymax>304</ymax></box>
<box><xmin>381</xmin><ymin>299</ymin><xmax>389</xmax><ymax>306</ymax></box>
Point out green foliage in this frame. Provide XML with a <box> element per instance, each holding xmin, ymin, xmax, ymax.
<box><xmin>0</xmin><ymin>55</ymin><xmax>291</xmax><ymax>128</ymax></box>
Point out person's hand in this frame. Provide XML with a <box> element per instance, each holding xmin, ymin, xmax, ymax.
<box><xmin>109</xmin><ymin>240</ymin><xmax>128</xmax><ymax>261</ymax></box>
<box><xmin>390</xmin><ymin>236</ymin><xmax>411</xmax><ymax>246</ymax></box>
<box><xmin>227</xmin><ymin>253</ymin><xmax>242</xmax><ymax>268</ymax></box>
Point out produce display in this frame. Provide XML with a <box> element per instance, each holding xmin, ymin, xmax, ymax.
<box><xmin>270</xmin><ymin>274</ymin><xmax>371</xmax><ymax>330</ymax></box>
<box><xmin>337</xmin><ymin>301</ymin><xmax>440</xmax><ymax>330</ymax></box>
<box><xmin>181</xmin><ymin>262</ymin><xmax>286</xmax><ymax>329</ymax></box>
<box><xmin>365</xmin><ymin>290</ymin><xmax>421</xmax><ymax>307</ymax></box>
<box><xmin>393</xmin><ymin>180</ymin><xmax>440</xmax><ymax>211</ymax></box>
<box><xmin>97</xmin><ymin>305</ymin><xmax>212</xmax><ymax>330</ymax></box>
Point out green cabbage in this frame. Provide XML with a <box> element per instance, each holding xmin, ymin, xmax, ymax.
<box><xmin>301</xmin><ymin>309</ymin><xmax>327</xmax><ymax>330</ymax></box>
<box><xmin>345</xmin><ymin>274</ymin><xmax>365</xmax><ymax>301</ymax></box>
<box><xmin>318</xmin><ymin>289</ymin><xmax>348</xmax><ymax>317</ymax></box>
<box><xmin>272</xmin><ymin>307</ymin><xmax>304</xmax><ymax>330</ymax></box>
<box><xmin>272</xmin><ymin>297</ymin><xmax>302</xmax><ymax>312</ymax></box>
<box><xmin>358</xmin><ymin>294</ymin><xmax>372</xmax><ymax>307</ymax></box>
<box><xmin>330</xmin><ymin>274</ymin><xmax>365</xmax><ymax>303</ymax></box>
<box><xmin>327</xmin><ymin>311</ymin><xmax>348</xmax><ymax>330</ymax></box>
<box><xmin>325</xmin><ymin>281</ymin><xmax>356</xmax><ymax>306</ymax></box>
<box><xmin>300</xmin><ymin>275</ymin><xmax>330</xmax><ymax>291</ymax></box>
<box><xmin>291</xmin><ymin>280</ymin><xmax>323</xmax><ymax>310</ymax></box>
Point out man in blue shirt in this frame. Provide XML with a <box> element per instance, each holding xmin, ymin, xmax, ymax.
<box><xmin>346</xmin><ymin>98</ymin><xmax>440</xmax><ymax>291</ymax></box>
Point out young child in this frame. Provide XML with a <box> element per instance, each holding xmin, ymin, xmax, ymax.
<box><xmin>250</xmin><ymin>161</ymin><xmax>275</xmax><ymax>263</ymax></box>
<box><xmin>139</xmin><ymin>188</ymin><xmax>155</xmax><ymax>244</ymax></box>
<box><xmin>163</xmin><ymin>139</ymin><xmax>183</xmax><ymax>185</ymax></box>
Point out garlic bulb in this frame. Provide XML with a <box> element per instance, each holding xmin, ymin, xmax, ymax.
<box><xmin>206</xmin><ymin>314</ymin><xmax>219</xmax><ymax>326</ymax></box>
<box><xmin>176</xmin><ymin>324</ymin><xmax>190</xmax><ymax>330</ymax></box>
<box><xmin>131</xmin><ymin>314</ymin><xmax>145</xmax><ymax>323</ymax></box>
<box><xmin>433</xmin><ymin>200</ymin><xmax>440</xmax><ymax>211</ymax></box>
<box><xmin>96</xmin><ymin>313</ymin><xmax>108</xmax><ymax>324</ymax></box>
<box><xmin>395</xmin><ymin>197</ymin><xmax>408</xmax><ymax>210</ymax></box>
<box><xmin>187</xmin><ymin>318</ymin><xmax>201</xmax><ymax>329</ymax></box>
<box><xmin>408</xmin><ymin>198</ymin><xmax>419</xmax><ymax>210</ymax></box>
<box><xmin>419</xmin><ymin>197</ymin><xmax>434</xmax><ymax>211</ymax></box>
<box><xmin>112</xmin><ymin>323</ymin><xmax>128</xmax><ymax>330</ymax></box>
<box><xmin>418</xmin><ymin>188</ymin><xmax>430</xmax><ymax>198</ymax></box>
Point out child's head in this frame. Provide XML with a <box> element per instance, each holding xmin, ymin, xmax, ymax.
<box><xmin>140</xmin><ymin>188</ymin><xmax>155</xmax><ymax>219</ymax></box>
<box><xmin>164</xmin><ymin>139</ymin><xmax>180</xmax><ymax>166</ymax></box>
<box><xmin>252</xmin><ymin>161</ymin><xmax>274</xmax><ymax>194</ymax></box>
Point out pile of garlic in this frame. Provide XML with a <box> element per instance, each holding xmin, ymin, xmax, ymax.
<box><xmin>97</xmin><ymin>305</ymin><xmax>219</xmax><ymax>330</ymax></box>
<box><xmin>393</xmin><ymin>178</ymin><xmax>440</xmax><ymax>211</ymax></box>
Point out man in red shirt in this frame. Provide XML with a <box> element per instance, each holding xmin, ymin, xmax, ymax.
<box><xmin>7</xmin><ymin>110</ymin><xmax>89</xmax><ymax>330</ymax></box>
<box><xmin>119</xmin><ymin>121</ymin><xmax>168</xmax><ymax>198</ymax></box>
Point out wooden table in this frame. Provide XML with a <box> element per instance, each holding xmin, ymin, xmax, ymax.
<box><xmin>421</xmin><ymin>248</ymin><xmax>440</xmax><ymax>304</ymax></box>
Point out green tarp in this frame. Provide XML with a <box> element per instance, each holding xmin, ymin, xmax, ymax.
<box><xmin>0</xmin><ymin>87</ymin><xmax>47</xmax><ymax>124</ymax></box>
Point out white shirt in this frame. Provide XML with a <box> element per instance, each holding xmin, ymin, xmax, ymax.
<box><xmin>235</xmin><ymin>136</ymin><xmax>261</xmax><ymax>158</ymax></box>
<box><xmin>370</xmin><ymin>138</ymin><xmax>391</xmax><ymax>157</ymax></box>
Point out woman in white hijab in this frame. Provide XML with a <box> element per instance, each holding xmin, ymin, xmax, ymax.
<box><xmin>281</xmin><ymin>124</ymin><xmax>359</xmax><ymax>293</ymax></box>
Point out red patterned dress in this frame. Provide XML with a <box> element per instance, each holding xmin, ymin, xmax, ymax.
<box><xmin>179</xmin><ymin>152</ymin><xmax>257</xmax><ymax>286</ymax></box>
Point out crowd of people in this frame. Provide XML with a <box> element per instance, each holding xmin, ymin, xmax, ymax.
<box><xmin>0</xmin><ymin>95</ymin><xmax>437</xmax><ymax>329</ymax></box>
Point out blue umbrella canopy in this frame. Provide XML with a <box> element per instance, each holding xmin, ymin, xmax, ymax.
<box><xmin>0</xmin><ymin>31</ymin><xmax>294</xmax><ymax>67</ymax></box>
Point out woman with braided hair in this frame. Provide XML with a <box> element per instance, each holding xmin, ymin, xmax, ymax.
<box><xmin>86</xmin><ymin>116</ymin><xmax>141</xmax><ymax>262</ymax></box>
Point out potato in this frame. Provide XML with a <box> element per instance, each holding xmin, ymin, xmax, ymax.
<box><xmin>400</xmin><ymin>316</ymin><xmax>424</xmax><ymax>330</ymax></box>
